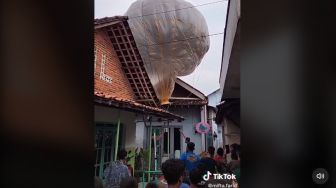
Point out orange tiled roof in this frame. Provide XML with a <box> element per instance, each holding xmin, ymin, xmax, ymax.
<box><xmin>94</xmin><ymin>16</ymin><xmax>128</xmax><ymax>26</ymax></box>
<box><xmin>94</xmin><ymin>91</ymin><xmax>184</xmax><ymax>120</ymax></box>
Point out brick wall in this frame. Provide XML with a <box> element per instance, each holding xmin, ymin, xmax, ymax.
<box><xmin>94</xmin><ymin>29</ymin><xmax>135</xmax><ymax>100</ymax></box>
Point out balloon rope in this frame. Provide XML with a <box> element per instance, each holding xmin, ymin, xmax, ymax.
<box><xmin>179</xmin><ymin>129</ymin><xmax>186</xmax><ymax>139</ymax></box>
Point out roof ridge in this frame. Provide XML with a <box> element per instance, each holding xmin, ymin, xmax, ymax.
<box><xmin>176</xmin><ymin>78</ymin><xmax>206</xmax><ymax>99</ymax></box>
<box><xmin>94</xmin><ymin>16</ymin><xmax>128</xmax><ymax>26</ymax></box>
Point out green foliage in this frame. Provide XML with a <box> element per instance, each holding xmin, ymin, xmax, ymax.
<box><xmin>130</xmin><ymin>147</ymin><xmax>151</xmax><ymax>182</ymax></box>
<box><xmin>133</xmin><ymin>148</ymin><xmax>150</xmax><ymax>170</ymax></box>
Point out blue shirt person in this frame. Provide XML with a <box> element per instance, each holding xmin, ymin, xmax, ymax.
<box><xmin>180</xmin><ymin>142</ymin><xmax>200</xmax><ymax>173</ymax></box>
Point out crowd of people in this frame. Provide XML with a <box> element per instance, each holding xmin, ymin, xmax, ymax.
<box><xmin>96</xmin><ymin>142</ymin><xmax>240</xmax><ymax>188</ymax></box>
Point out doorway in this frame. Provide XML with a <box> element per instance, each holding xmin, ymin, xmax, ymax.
<box><xmin>173</xmin><ymin>128</ymin><xmax>181</xmax><ymax>157</ymax></box>
<box><xmin>165</xmin><ymin>126</ymin><xmax>182</xmax><ymax>159</ymax></box>
<box><xmin>146</xmin><ymin>126</ymin><xmax>182</xmax><ymax>170</ymax></box>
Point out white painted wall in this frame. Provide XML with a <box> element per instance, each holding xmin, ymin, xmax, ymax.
<box><xmin>207</xmin><ymin>89</ymin><xmax>223</xmax><ymax>149</ymax></box>
<box><xmin>135</xmin><ymin>121</ymin><xmax>146</xmax><ymax>149</ymax></box>
<box><xmin>208</xmin><ymin>89</ymin><xmax>221</xmax><ymax>107</ymax></box>
<box><xmin>206</xmin><ymin>109</ymin><xmax>223</xmax><ymax>150</ymax></box>
<box><xmin>135</xmin><ymin>106</ymin><xmax>203</xmax><ymax>156</ymax></box>
<box><xmin>168</xmin><ymin>106</ymin><xmax>203</xmax><ymax>155</ymax></box>
<box><xmin>222</xmin><ymin>117</ymin><xmax>240</xmax><ymax>145</ymax></box>
<box><xmin>219</xmin><ymin>0</ymin><xmax>240</xmax><ymax>97</ymax></box>
<box><xmin>216</xmin><ymin>125</ymin><xmax>223</xmax><ymax>148</ymax></box>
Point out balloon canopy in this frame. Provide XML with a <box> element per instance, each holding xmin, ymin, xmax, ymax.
<box><xmin>125</xmin><ymin>0</ymin><xmax>210</xmax><ymax>105</ymax></box>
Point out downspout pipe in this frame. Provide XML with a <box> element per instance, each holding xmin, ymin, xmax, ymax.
<box><xmin>114</xmin><ymin>110</ymin><xmax>121</xmax><ymax>161</ymax></box>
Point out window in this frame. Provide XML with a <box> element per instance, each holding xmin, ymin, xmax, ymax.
<box><xmin>94</xmin><ymin>123</ymin><xmax>123</xmax><ymax>178</ymax></box>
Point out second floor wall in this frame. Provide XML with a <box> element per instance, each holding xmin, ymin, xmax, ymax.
<box><xmin>94</xmin><ymin>30</ymin><xmax>135</xmax><ymax>100</ymax></box>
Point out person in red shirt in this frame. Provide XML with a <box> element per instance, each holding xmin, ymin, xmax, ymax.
<box><xmin>214</xmin><ymin>147</ymin><xmax>225</xmax><ymax>163</ymax></box>
<box><xmin>214</xmin><ymin>147</ymin><xmax>226</xmax><ymax>173</ymax></box>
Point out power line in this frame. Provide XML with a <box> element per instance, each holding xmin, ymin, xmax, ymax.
<box><xmin>128</xmin><ymin>0</ymin><xmax>227</xmax><ymax>20</ymax></box>
<box><xmin>138</xmin><ymin>32</ymin><xmax>224</xmax><ymax>47</ymax></box>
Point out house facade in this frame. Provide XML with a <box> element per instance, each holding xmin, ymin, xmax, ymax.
<box><xmin>207</xmin><ymin>89</ymin><xmax>223</xmax><ymax>149</ymax></box>
<box><xmin>94</xmin><ymin>15</ymin><xmax>211</xmax><ymax>179</ymax></box>
<box><xmin>94</xmin><ymin>16</ymin><xmax>183</xmax><ymax>178</ymax></box>
<box><xmin>134</xmin><ymin>78</ymin><xmax>208</xmax><ymax>169</ymax></box>
<box><xmin>216</xmin><ymin>0</ymin><xmax>240</xmax><ymax>145</ymax></box>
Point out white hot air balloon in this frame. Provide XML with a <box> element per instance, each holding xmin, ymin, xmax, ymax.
<box><xmin>125</xmin><ymin>0</ymin><xmax>210</xmax><ymax>105</ymax></box>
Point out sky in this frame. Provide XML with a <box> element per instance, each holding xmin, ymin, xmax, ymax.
<box><xmin>95</xmin><ymin>0</ymin><xmax>228</xmax><ymax>95</ymax></box>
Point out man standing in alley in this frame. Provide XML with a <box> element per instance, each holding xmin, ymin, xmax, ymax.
<box><xmin>180</xmin><ymin>142</ymin><xmax>200</xmax><ymax>176</ymax></box>
<box><xmin>161</xmin><ymin>159</ymin><xmax>189</xmax><ymax>188</ymax></box>
<box><xmin>104</xmin><ymin>149</ymin><xmax>131</xmax><ymax>188</ymax></box>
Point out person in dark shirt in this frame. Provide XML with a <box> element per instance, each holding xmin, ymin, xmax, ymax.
<box><xmin>161</xmin><ymin>159</ymin><xmax>189</xmax><ymax>188</ymax></box>
<box><xmin>228</xmin><ymin>150</ymin><xmax>240</xmax><ymax>172</ymax></box>
<box><xmin>189</xmin><ymin>167</ymin><xmax>207</xmax><ymax>188</ymax></box>
<box><xmin>208</xmin><ymin>146</ymin><xmax>215</xmax><ymax>158</ymax></box>
<box><xmin>120</xmin><ymin>177</ymin><xmax>137</xmax><ymax>188</ymax></box>
<box><xmin>146</xmin><ymin>181</ymin><xmax>158</xmax><ymax>188</ymax></box>
<box><xmin>199</xmin><ymin>147</ymin><xmax>216</xmax><ymax>174</ymax></box>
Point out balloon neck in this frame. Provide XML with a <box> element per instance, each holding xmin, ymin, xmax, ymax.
<box><xmin>160</xmin><ymin>98</ymin><xmax>170</xmax><ymax>105</ymax></box>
